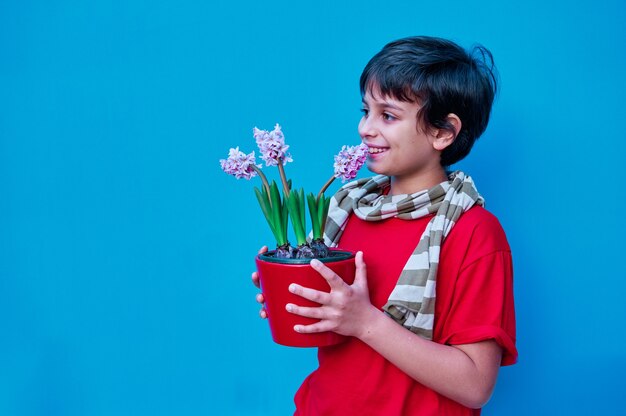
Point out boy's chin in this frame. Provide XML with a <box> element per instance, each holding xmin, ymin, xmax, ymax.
<box><xmin>366</xmin><ymin>160</ymin><xmax>386</xmax><ymax>175</ymax></box>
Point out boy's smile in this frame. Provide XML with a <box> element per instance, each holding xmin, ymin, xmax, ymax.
<box><xmin>367</xmin><ymin>145</ymin><xmax>389</xmax><ymax>156</ymax></box>
<box><xmin>358</xmin><ymin>88</ymin><xmax>449</xmax><ymax>195</ymax></box>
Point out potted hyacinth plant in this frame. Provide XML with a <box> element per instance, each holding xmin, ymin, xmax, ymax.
<box><xmin>220</xmin><ymin>123</ymin><xmax>368</xmax><ymax>259</ymax></box>
<box><xmin>219</xmin><ymin>124</ymin><xmax>368</xmax><ymax>347</ymax></box>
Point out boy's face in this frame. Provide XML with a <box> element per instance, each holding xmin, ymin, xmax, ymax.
<box><xmin>359</xmin><ymin>87</ymin><xmax>445</xmax><ymax>193</ymax></box>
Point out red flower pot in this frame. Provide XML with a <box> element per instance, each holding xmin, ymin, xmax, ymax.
<box><xmin>255</xmin><ymin>250</ymin><xmax>356</xmax><ymax>347</ymax></box>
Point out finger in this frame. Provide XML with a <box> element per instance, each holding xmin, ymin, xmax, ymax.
<box><xmin>285</xmin><ymin>303</ymin><xmax>325</xmax><ymax>319</ymax></box>
<box><xmin>289</xmin><ymin>283</ymin><xmax>331</xmax><ymax>305</ymax></box>
<box><xmin>259</xmin><ymin>307</ymin><xmax>267</xmax><ymax>319</ymax></box>
<box><xmin>257</xmin><ymin>246</ymin><xmax>268</xmax><ymax>255</ymax></box>
<box><xmin>294</xmin><ymin>321</ymin><xmax>334</xmax><ymax>334</ymax></box>
<box><xmin>310</xmin><ymin>259</ymin><xmax>344</xmax><ymax>290</ymax></box>
<box><xmin>256</xmin><ymin>293</ymin><xmax>265</xmax><ymax>304</ymax></box>
<box><xmin>251</xmin><ymin>271</ymin><xmax>260</xmax><ymax>288</ymax></box>
<box><xmin>354</xmin><ymin>251</ymin><xmax>368</xmax><ymax>286</ymax></box>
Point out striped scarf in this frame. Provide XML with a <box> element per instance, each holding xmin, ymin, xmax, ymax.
<box><xmin>323</xmin><ymin>171</ymin><xmax>484</xmax><ymax>339</ymax></box>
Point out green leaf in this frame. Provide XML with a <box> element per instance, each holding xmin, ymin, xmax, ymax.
<box><xmin>286</xmin><ymin>192</ymin><xmax>300</xmax><ymax>239</ymax></box>
<box><xmin>287</xmin><ymin>189</ymin><xmax>307</xmax><ymax>246</ymax></box>
<box><xmin>269</xmin><ymin>181</ymin><xmax>287</xmax><ymax>245</ymax></box>
<box><xmin>298</xmin><ymin>188</ymin><xmax>305</xmax><ymax>226</ymax></box>
<box><xmin>319</xmin><ymin>195</ymin><xmax>331</xmax><ymax>236</ymax></box>
<box><xmin>255</xmin><ymin>186</ymin><xmax>284</xmax><ymax>244</ymax></box>
<box><xmin>254</xmin><ymin>187</ymin><xmax>272</xmax><ymax>225</ymax></box>
<box><xmin>281</xmin><ymin>193</ymin><xmax>289</xmax><ymax>244</ymax></box>
<box><xmin>307</xmin><ymin>193</ymin><xmax>320</xmax><ymax>238</ymax></box>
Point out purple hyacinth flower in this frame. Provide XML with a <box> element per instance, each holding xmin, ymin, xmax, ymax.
<box><xmin>333</xmin><ymin>143</ymin><xmax>368</xmax><ymax>182</ymax></box>
<box><xmin>219</xmin><ymin>147</ymin><xmax>260</xmax><ymax>180</ymax></box>
<box><xmin>253</xmin><ymin>124</ymin><xmax>293</xmax><ymax>167</ymax></box>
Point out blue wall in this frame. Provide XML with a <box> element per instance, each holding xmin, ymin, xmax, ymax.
<box><xmin>2</xmin><ymin>0</ymin><xmax>625</xmax><ymax>414</ymax></box>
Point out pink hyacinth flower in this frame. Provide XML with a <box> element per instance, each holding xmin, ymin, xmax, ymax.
<box><xmin>219</xmin><ymin>147</ymin><xmax>260</xmax><ymax>180</ymax></box>
<box><xmin>333</xmin><ymin>143</ymin><xmax>368</xmax><ymax>182</ymax></box>
<box><xmin>253</xmin><ymin>123</ymin><xmax>293</xmax><ymax>167</ymax></box>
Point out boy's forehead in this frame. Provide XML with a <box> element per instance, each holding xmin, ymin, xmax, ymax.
<box><xmin>362</xmin><ymin>89</ymin><xmax>410</xmax><ymax>108</ymax></box>
<box><xmin>362</xmin><ymin>94</ymin><xmax>402</xmax><ymax>111</ymax></box>
<box><xmin>363</xmin><ymin>81</ymin><xmax>419</xmax><ymax>106</ymax></box>
<box><xmin>363</xmin><ymin>82</ymin><xmax>385</xmax><ymax>100</ymax></box>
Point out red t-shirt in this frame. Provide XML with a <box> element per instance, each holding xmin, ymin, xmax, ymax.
<box><xmin>294</xmin><ymin>206</ymin><xmax>517</xmax><ymax>416</ymax></box>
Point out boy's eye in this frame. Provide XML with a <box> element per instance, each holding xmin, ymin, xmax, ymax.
<box><xmin>383</xmin><ymin>113</ymin><xmax>396</xmax><ymax>121</ymax></box>
<box><xmin>360</xmin><ymin>108</ymin><xmax>369</xmax><ymax>117</ymax></box>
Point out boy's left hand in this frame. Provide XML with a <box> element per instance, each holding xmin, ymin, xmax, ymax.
<box><xmin>285</xmin><ymin>251</ymin><xmax>378</xmax><ymax>339</ymax></box>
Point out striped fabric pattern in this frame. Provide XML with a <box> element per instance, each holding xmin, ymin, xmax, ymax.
<box><xmin>323</xmin><ymin>171</ymin><xmax>484</xmax><ymax>339</ymax></box>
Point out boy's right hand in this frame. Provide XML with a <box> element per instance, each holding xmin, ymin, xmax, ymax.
<box><xmin>251</xmin><ymin>246</ymin><xmax>268</xmax><ymax>319</ymax></box>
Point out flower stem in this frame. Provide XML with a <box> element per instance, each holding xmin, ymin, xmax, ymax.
<box><xmin>317</xmin><ymin>175</ymin><xmax>336</xmax><ymax>200</ymax></box>
<box><xmin>251</xmin><ymin>165</ymin><xmax>271</xmax><ymax>200</ymax></box>
<box><xmin>277</xmin><ymin>160</ymin><xmax>290</xmax><ymax>197</ymax></box>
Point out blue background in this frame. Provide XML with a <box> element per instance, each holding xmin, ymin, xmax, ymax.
<box><xmin>2</xmin><ymin>0</ymin><xmax>625</xmax><ymax>414</ymax></box>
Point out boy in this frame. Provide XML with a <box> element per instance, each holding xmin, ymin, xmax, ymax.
<box><xmin>252</xmin><ymin>36</ymin><xmax>517</xmax><ymax>415</ymax></box>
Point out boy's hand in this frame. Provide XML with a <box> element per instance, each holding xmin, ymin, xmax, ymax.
<box><xmin>251</xmin><ymin>246</ymin><xmax>268</xmax><ymax>319</ymax></box>
<box><xmin>285</xmin><ymin>251</ymin><xmax>378</xmax><ymax>339</ymax></box>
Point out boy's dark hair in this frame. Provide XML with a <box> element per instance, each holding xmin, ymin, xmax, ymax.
<box><xmin>360</xmin><ymin>36</ymin><xmax>498</xmax><ymax>167</ymax></box>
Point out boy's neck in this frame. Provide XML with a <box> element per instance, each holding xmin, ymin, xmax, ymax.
<box><xmin>389</xmin><ymin>167</ymin><xmax>449</xmax><ymax>195</ymax></box>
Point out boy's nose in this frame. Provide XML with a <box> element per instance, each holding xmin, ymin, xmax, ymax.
<box><xmin>358</xmin><ymin>116</ymin><xmax>377</xmax><ymax>138</ymax></box>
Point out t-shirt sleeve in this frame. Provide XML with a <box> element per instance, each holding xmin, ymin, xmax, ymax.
<box><xmin>440</xmin><ymin>250</ymin><xmax>518</xmax><ymax>366</ymax></box>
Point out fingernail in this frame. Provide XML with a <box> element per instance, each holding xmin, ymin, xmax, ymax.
<box><xmin>289</xmin><ymin>284</ymin><xmax>297</xmax><ymax>293</ymax></box>
<box><xmin>294</xmin><ymin>325</ymin><xmax>302</xmax><ymax>333</ymax></box>
<box><xmin>310</xmin><ymin>259</ymin><xmax>321</xmax><ymax>267</ymax></box>
<box><xmin>286</xmin><ymin>304</ymin><xmax>293</xmax><ymax>312</ymax></box>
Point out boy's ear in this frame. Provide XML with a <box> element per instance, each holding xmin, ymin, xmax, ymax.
<box><xmin>432</xmin><ymin>114</ymin><xmax>462</xmax><ymax>151</ymax></box>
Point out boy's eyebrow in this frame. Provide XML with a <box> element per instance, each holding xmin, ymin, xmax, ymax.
<box><xmin>362</xmin><ymin>98</ymin><xmax>404</xmax><ymax>112</ymax></box>
<box><xmin>382</xmin><ymin>102</ymin><xmax>403</xmax><ymax>111</ymax></box>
